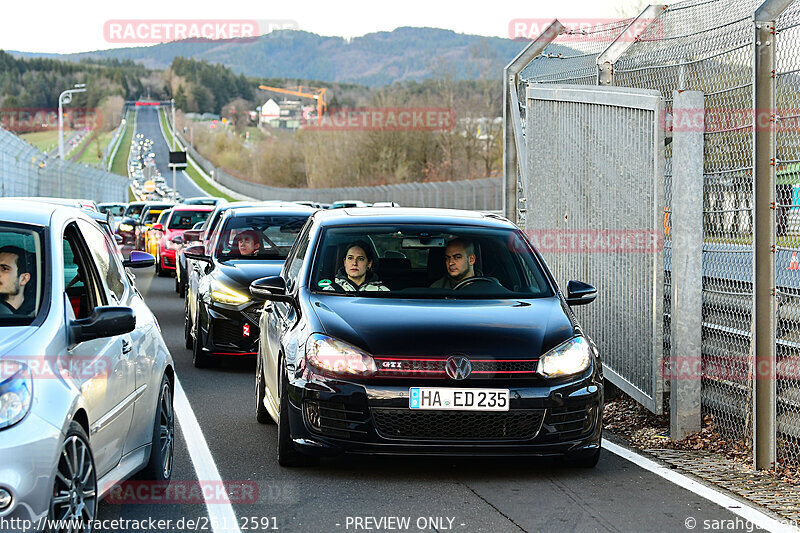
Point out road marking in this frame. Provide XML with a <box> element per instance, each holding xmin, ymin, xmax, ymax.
<box><xmin>174</xmin><ymin>376</ymin><xmax>242</xmax><ymax>533</ymax></box>
<box><xmin>604</xmin><ymin>440</ymin><xmax>798</xmax><ymax>532</ymax></box>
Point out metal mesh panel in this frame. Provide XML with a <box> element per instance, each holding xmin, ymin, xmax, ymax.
<box><xmin>0</xmin><ymin>127</ymin><xmax>128</xmax><ymax>203</ymax></box>
<box><xmin>775</xmin><ymin>5</ymin><xmax>800</xmax><ymax>467</ymax></box>
<box><xmin>521</xmin><ymin>20</ymin><xmax>633</xmax><ymax>85</ymax></box>
<box><xmin>612</xmin><ymin>0</ymin><xmax>759</xmax><ymax>445</ymax></box>
<box><xmin>524</xmin><ymin>85</ymin><xmax>665</xmax><ymax>412</ymax></box>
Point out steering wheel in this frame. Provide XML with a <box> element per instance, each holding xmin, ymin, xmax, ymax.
<box><xmin>453</xmin><ymin>276</ymin><xmax>498</xmax><ymax>290</ymax></box>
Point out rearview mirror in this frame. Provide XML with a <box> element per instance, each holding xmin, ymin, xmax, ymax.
<box><xmin>183</xmin><ymin>245</ymin><xmax>209</xmax><ymax>261</ymax></box>
<box><xmin>170</xmin><ymin>235</ymin><xmax>183</xmax><ymax>245</ymax></box>
<box><xmin>123</xmin><ymin>251</ymin><xmax>155</xmax><ymax>268</ymax></box>
<box><xmin>250</xmin><ymin>276</ymin><xmax>294</xmax><ymax>305</ymax></box>
<box><xmin>70</xmin><ymin>306</ymin><xmax>135</xmax><ymax>345</ymax></box>
<box><xmin>566</xmin><ymin>280</ymin><xmax>597</xmax><ymax>306</ymax></box>
<box><xmin>182</xmin><ymin>229</ymin><xmax>202</xmax><ymax>243</ymax></box>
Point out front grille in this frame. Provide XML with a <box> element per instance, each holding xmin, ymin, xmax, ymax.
<box><xmin>371</xmin><ymin>408</ymin><xmax>545</xmax><ymax>441</ymax></box>
<box><xmin>304</xmin><ymin>400</ymin><xmax>370</xmax><ymax>439</ymax></box>
<box><xmin>212</xmin><ymin>320</ymin><xmax>257</xmax><ymax>347</ymax></box>
<box><xmin>541</xmin><ymin>405</ymin><xmax>595</xmax><ymax>442</ymax></box>
<box><xmin>373</xmin><ymin>357</ymin><xmax>539</xmax><ymax>379</ymax></box>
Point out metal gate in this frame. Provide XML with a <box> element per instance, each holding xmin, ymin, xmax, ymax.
<box><xmin>521</xmin><ymin>84</ymin><xmax>666</xmax><ymax>413</ymax></box>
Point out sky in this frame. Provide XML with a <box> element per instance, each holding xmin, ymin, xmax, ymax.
<box><xmin>3</xmin><ymin>0</ymin><xmax>643</xmax><ymax>54</ymax></box>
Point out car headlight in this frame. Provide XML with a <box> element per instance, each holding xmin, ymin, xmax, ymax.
<box><xmin>210</xmin><ymin>279</ymin><xmax>249</xmax><ymax>305</ymax></box>
<box><xmin>165</xmin><ymin>239</ymin><xmax>179</xmax><ymax>250</ymax></box>
<box><xmin>0</xmin><ymin>361</ymin><xmax>33</xmax><ymax>430</ymax></box>
<box><xmin>118</xmin><ymin>223</ymin><xmax>133</xmax><ymax>232</ymax></box>
<box><xmin>537</xmin><ymin>336</ymin><xmax>591</xmax><ymax>378</ymax></box>
<box><xmin>305</xmin><ymin>334</ymin><xmax>377</xmax><ymax>377</ymax></box>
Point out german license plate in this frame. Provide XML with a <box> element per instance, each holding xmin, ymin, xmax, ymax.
<box><xmin>409</xmin><ymin>388</ymin><xmax>509</xmax><ymax>411</ymax></box>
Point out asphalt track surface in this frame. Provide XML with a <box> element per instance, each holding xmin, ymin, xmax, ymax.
<box><xmin>133</xmin><ymin>106</ymin><xmax>208</xmax><ymax>200</ymax></box>
<box><xmin>94</xmin><ymin>268</ymin><xmax>760</xmax><ymax>533</ymax></box>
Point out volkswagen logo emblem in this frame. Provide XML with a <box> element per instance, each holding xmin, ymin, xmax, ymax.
<box><xmin>445</xmin><ymin>355</ymin><xmax>472</xmax><ymax>380</ymax></box>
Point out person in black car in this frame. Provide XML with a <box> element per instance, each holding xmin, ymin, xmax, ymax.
<box><xmin>0</xmin><ymin>245</ymin><xmax>33</xmax><ymax>315</ymax></box>
<box><xmin>235</xmin><ymin>230</ymin><xmax>261</xmax><ymax>256</ymax></box>
<box><xmin>323</xmin><ymin>241</ymin><xmax>389</xmax><ymax>292</ymax></box>
<box><xmin>429</xmin><ymin>238</ymin><xmax>477</xmax><ymax>289</ymax></box>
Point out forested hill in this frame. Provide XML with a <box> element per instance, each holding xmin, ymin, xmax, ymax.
<box><xmin>10</xmin><ymin>27</ymin><xmax>530</xmax><ymax>86</ymax></box>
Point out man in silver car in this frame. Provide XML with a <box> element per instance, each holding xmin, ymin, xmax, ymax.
<box><xmin>0</xmin><ymin>245</ymin><xmax>33</xmax><ymax>315</ymax></box>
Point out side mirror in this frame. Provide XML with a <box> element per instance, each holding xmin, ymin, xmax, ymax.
<box><xmin>70</xmin><ymin>306</ymin><xmax>135</xmax><ymax>345</ymax></box>
<box><xmin>183</xmin><ymin>244</ymin><xmax>209</xmax><ymax>261</ymax></box>
<box><xmin>113</xmin><ymin>234</ymin><xmax>123</xmax><ymax>245</ymax></box>
<box><xmin>123</xmin><ymin>250</ymin><xmax>155</xmax><ymax>268</ymax></box>
<box><xmin>170</xmin><ymin>235</ymin><xmax>183</xmax><ymax>245</ymax></box>
<box><xmin>250</xmin><ymin>276</ymin><xmax>294</xmax><ymax>305</ymax></box>
<box><xmin>182</xmin><ymin>229</ymin><xmax>202</xmax><ymax>243</ymax></box>
<box><xmin>566</xmin><ymin>280</ymin><xmax>597</xmax><ymax>306</ymax></box>
<box><xmin>152</xmin><ymin>224</ymin><xmax>164</xmax><ymax>232</ymax></box>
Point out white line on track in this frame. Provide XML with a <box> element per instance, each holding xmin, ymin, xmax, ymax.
<box><xmin>174</xmin><ymin>376</ymin><xmax>242</xmax><ymax>533</ymax></box>
<box><xmin>604</xmin><ymin>440</ymin><xmax>798</xmax><ymax>532</ymax></box>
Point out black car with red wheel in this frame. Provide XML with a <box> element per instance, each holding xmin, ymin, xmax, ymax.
<box><xmin>183</xmin><ymin>206</ymin><xmax>314</xmax><ymax>367</ymax></box>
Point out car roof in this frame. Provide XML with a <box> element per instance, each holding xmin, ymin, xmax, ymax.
<box><xmin>227</xmin><ymin>205</ymin><xmax>316</xmax><ymax>217</ymax></box>
<box><xmin>312</xmin><ymin>207</ymin><xmax>513</xmax><ymax>228</ymax></box>
<box><xmin>0</xmin><ymin>199</ymin><xmax>103</xmax><ymax>227</ymax></box>
<box><xmin>171</xmin><ymin>204</ymin><xmax>215</xmax><ymax>212</ymax></box>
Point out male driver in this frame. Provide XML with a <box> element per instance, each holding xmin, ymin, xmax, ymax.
<box><xmin>430</xmin><ymin>238</ymin><xmax>476</xmax><ymax>289</ymax></box>
<box><xmin>0</xmin><ymin>245</ymin><xmax>32</xmax><ymax>315</ymax></box>
<box><xmin>236</xmin><ymin>230</ymin><xmax>260</xmax><ymax>256</ymax></box>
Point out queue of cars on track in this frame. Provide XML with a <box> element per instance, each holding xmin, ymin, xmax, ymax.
<box><xmin>0</xmin><ymin>193</ymin><xmax>603</xmax><ymax>529</ymax></box>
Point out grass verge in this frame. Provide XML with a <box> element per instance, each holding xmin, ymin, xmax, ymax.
<box><xmin>111</xmin><ymin>110</ymin><xmax>134</xmax><ymax>177</ymax></box>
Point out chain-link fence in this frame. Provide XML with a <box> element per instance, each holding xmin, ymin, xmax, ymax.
<box><xmin>0</xmin><ymin>127</ymin><xmax>128</xmax><ymax>202</ymax></box>
<box><xmin>508</xmin><ymin>0</ymin><xmax>800</xmax><ymax>467</ymax></box>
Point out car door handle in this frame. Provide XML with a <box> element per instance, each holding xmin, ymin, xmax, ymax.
<box><xmin>122</xmin><ymin>340</ymin><xmax>133</xmax><ymax>354</ymax></box>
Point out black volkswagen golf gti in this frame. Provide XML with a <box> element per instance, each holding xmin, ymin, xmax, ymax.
<box><xmin>251</xmin><ymin>208</ymin><xmax>603</xmax><ymax>467</ymax></box>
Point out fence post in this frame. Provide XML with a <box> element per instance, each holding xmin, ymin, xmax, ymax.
<box><xmin>752</xmin><ymin>0</ymin><xmax>786</xmax><ymax>470</ymax></box>
<box><xmin>670</xmin><ymin>91</ymin><xmax>704</xmax><ymax>440</ymax></box>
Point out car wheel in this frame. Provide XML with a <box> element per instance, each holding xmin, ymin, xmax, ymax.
<box><xmin>49</xmin><ymin>421</ymin><xmax>97</xmax><ymax>527</ymax></box>
<box><xmin>184</xmin><ymin>299</ymin><xmax>193</xmax><ymax>349</ymax></box>
<box><xmin>175</xmin><ymin>276</ymin><xmax>180</xmax><ymax>294</ymax></box>
<box><xmin>277</xmin><ymin>361</ymin><xmax>314</xmax><ymax>467</ymax></box>
<box><xmin>155</xmin><ymin>253</ymin><xmax>162</xmax><ymax>275</ymax></box>
<box><xmin>179</xmin><ymin>278</ymin><xmax>186</xmax><ymax>299</ymax></box>
<box><xmin>256</xmin><ymin>355</ymin><xmax>273</xmax><ymax>424</ymax></box>
<box><xmin>192</xmin><ymin>308</ymin><xmax>211</xmax><ymax>368</ymax></box>
<box><xmin>139</xmin><ymin>375</ymin><xmax>174</xmax><ymax>480</ymax></box>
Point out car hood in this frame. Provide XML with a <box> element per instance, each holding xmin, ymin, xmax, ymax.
<box><xmin>309</xmin><ymin>295</ymin><xmax>575</xmax><ymax>359</ymax></box>
<box><xmin>215</xmin><ymin>260</ymin><xmax>284</xmax><ymax>288</ymax></box>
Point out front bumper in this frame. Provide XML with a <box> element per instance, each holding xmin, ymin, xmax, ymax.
<box><xmin>285</xmin><ymin>366</ymin><xmax>603</xmax><ymax>457</ymax></box>
<box><xmin>160</xmin><ymin>249</ymin><xmax>177</xmax><ymax>270</ymax></box>
<box><xmin>198</xmin><ymin>301</ymin><xmax>261</xmax><ymax>355</ymax></box>
<box><xmin>0</xmin><ymin>413</ymin><xmax>63</xmax><ymax>529</ymax></box>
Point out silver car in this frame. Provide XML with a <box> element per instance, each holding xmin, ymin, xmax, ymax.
<box><xmin>0</xmin><ymin>200</ymin><xmax>174</xmax><ymax>530</ymax></box>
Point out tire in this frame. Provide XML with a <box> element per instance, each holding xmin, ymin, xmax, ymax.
<box><xmin>184</xmin><ymin>298</ymin><xmax>193</xmax><ymax>350</ymax></box>
<box><xmin>277</xmin><ymin>362</ymin><xmax>314</xmax><ymax>467</ymax></box>
<box><xmin>175</xmin><ymin>276</ymin><xmax>180</xmax><ymax>294</ymax></box>
<box><xmin>192</xmin><ymin>307</ymin><xmax>212</xmax><ymax>368</ymax></box>
<box><xmin>255</xmin><ymin>354</ymin><xmax>273</xmax><ymax>424</ymax></box>
<box><xmin>179</xmin><ymin>279</ymin><xmax>186</xmax><ymax>299</ymax></box>
<box><xmin>139</xmin><ymin>375</ymin><xmax>174</xmax><ymax>480</ymax></box>
<box><xmin>155</xmin><ymin>252</ymin><xmax>162</xmax><ymax>276</ymax></box>
<box><xmin>49</xmin><ymin>421</ymin><xmax>97</xmax><ymax>529</ymax></box>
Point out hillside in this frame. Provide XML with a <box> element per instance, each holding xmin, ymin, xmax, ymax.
<box><xmin>9</xmin><ymin>27</ymin><xmax>530</xmax><ymax>86</ymax></box>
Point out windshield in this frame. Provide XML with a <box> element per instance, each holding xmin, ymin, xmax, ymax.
<box><xmin>310</xmin><ymin>225</ymin><xmax>553</xmax><ymax>298</ymax></box>
<box><xmin>99</xmin><ymin>204</ymin><xmax>125</xmax><ymax>216</ymax></box>
<box><xmin>215</xmin><ymin>215</ymin><xmax>309</xmax><ymax>260</ymax></box>
<box><xmin>143</xmin><ymin>209</ymin><xmax>164</xmax><ymax>225</ymax></box>
<box><xmin>168</xmin><ymin>210</ymin><xmax>211</xmax><ymax>230</ymax></box>
<box><xmin>124</xmin><ymin>204</ymin><xmax>144</xmax><ymax>219</ymax></box>
<box><xmin>0</xmin><ymin>224</ymin><xmax>45</xmax><ymax>325</ymax></box>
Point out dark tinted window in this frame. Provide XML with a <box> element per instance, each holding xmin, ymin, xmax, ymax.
<box><xmin>215</xmin><ymin>215</ymin><xmax>309</xmax><ymax>260</ymax></box>
<box><xmin>168</xmin><ymin>210</ymin><xmax>212</xmax><ymax>230</ymax></box>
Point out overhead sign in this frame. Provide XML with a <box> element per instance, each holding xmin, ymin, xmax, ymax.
<box><xmin>143</xmin><ymin>180</ymin><xmax>156</xmax><ymax>192</ymax></box>
<box><xmin>169</xmin><ymin>151</ymin><xmax>187</xmax><ymax>169</ymax></box>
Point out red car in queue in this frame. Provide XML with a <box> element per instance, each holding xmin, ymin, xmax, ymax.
<box><xmin>154</xmin><ymin>205</ymin><xmax>214</xmax><ymax>276</ymax></box>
